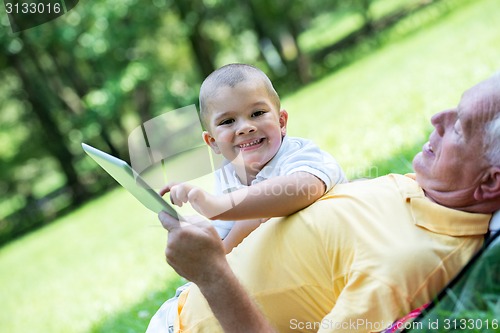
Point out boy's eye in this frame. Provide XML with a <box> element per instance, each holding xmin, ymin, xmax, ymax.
<box><xmin>219</xmin><ymin>119</ymin><xmax>234</xmax><ymax>126</ymax></box>
<box><xmin>252</xmin><ymin>110</ymin><xmax>266</xmax><ymax>117</ymax></box>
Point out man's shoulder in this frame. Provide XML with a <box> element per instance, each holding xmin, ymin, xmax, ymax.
<box><xmin>328</xmin><ymin>174</ymin><xmax>417</xmax><ymax>195</ymax></box>
<box><xmin>295</xmin><ymin>175</ymin><xmax>416</xmax><ymax>242</ymax></box>
<box><xmin>315</xmin><ymin>175</ymin><xmax>407</xmax><ymax>211</ymax></box>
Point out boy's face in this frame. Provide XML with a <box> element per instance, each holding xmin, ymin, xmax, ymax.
<box><xmin>202</xmin><ymin>79</ymin><xmax>287</xmax><ymax>176</ymax></box>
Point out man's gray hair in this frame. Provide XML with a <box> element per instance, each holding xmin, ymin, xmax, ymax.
<box><xmin>485</xmin><ymin>113</ymin><xmax>500</xmax><ymax>166</ymax></box>
<box><xmin>483</xmin><ymin>71</ymin><xmax>500</xmax><ymax>166</ymax></box>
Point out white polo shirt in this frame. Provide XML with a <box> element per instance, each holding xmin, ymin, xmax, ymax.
<box><xmin>212</xmin><ymin>135</ymin><xmax>346</xmax><ymax>238</ymax></box>
<box><xmin>490</xmin><ymin>211</ymin><xmax>500</xmax><ymax>235</ymax></box>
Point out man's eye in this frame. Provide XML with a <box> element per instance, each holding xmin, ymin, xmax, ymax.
<box><xmin>252</xmin><ymin>110</ymin><xmax>266</xmax><ymax>117</ymax></box>
<box><xmin>219</xmin><ymin>119</ymin><xmax>234</xmax><ymax>126</ymax></box>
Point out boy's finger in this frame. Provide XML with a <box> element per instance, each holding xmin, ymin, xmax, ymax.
<box><xmin>159</xmin><ymin>187</ymin><xmax>169</xmax><ymax>196</ymax></box>
<box><xmin>169</xmin><ymin>188</ymin><xmax>185</xmax><ymax>207</ymax></box>
<box><xmin>159</xmin><ymin>182</ymin><xmax>180</xmax><ymax>196</ymax></box>
<box><xmin>173</xmin><ymin>185</ymin><xmax>190</xmax><ymax>204</ymax></box>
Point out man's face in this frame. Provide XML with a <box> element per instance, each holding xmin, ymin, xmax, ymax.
<box><xmin>413</xmin><ymin>78</ymin><xmax>499</xmax><ymax>208</ymax></box>
<box><xmin>202</xmin><ymin>80</ymin><xmax>287</xmax><ymax>180</ymax></box>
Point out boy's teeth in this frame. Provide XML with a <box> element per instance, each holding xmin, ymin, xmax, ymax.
<box><xmin>239</xmin><ymin>139</ymin><xmax>261</xmax><ymax>148</ymax></box>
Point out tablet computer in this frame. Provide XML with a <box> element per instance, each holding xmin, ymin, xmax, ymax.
<box><xmin>82</xmin><ymin>143</ymin><xmax>180</xmax><ymax>219</ymax></box>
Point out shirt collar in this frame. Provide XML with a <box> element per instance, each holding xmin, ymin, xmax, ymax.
<box><xmin>394</xmin><ymin>174</ymin><xmax>491</xmax><ymax>237</ymax></box>
<box><xmin>254</xmin><ymin>135</ymin><xmax>289</xmax><ymax>183</ymax></box>
<box><xmin>490</xmin><ymin>211</ymin><xmax>500</xmax><ymax>233</ymax></box>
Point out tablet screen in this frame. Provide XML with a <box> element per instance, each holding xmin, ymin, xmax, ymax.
<box><xmin>82</xmin><ymin>143</ymin><xmax>179</xmax><ymax>219</ymax></box>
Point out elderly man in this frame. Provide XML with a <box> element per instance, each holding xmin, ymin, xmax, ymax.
<box><xmin>151</xmin><ymin>73</ymin><xmax>500</xmax><ymax>333</ymax></box>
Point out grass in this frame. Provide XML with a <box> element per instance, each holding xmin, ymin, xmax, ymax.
<box><xmin>299</xmin><ymin>0</ymin><xmax>425</xmax><ymax>53</ymax></box>
<box><xmin>1</xmin><ymin>0</ymin><xmax>500</xmax><ymax>331</ymax></box>
<box><xmin>0</xmin><ymin>189</ymin><xmax>183</xmax><ymax>333</ymax></box>
<box><xmin>299</xmin><ymin>10</ymin><xmax>363</xmax><ymax>53</ymax></box>
<box><xmin>285</xmin><ymin>0</ymin><xmax>500</xmax><ymax>179</ymax></box>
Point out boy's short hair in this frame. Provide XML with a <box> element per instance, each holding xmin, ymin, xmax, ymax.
<box><xmin>199</xmin><ymin>64</ymin><xmax>281</xmax><ymax>130</ymax></box>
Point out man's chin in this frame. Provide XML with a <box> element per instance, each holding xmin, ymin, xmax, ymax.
<box><xmin>412</xmin><ymin>157</ymin><xmax>429</xmax><ymax>185</ymax></box>
<box><xmin>411</xmin><ymin>153</ymin><xmax>424</xmax><ymax>172</ymax></box>
<box><xmin>412</xmin><ymin>151</ymin><xmax>421</xmax><ymax>163</ymax></box>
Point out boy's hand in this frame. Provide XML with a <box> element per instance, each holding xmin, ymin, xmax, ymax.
<box><xmin>158</xmin><ymin>182</ymin><xmax>179</xmax><ymax>196</ymax></box>
<box><xmin>169</xmin><ymin>183</ymin><xmax>203</xmax><ymax>207</ymax></box>
<box><xmin>165</xmin><ymin>183</ymin><xmax>232</xmax><ymax>219</ymax></box>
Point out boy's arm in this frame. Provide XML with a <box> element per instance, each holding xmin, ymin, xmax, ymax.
<box><xmin>169</xmin><ymin>172</ymin><xmax>326</xmax><ymax>220</ymax></box>
<box><xmin>222</xmin><ymin>218</ymin><xmax>267</xmax><ymax>253</ymax></box>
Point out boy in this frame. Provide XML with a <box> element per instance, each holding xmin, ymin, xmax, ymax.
<box><xmin>160</xmin><ymin>64</ymin><xmax>346</xmax><ymax>252</ymax></box>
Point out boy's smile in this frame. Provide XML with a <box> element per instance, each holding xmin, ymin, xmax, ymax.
<box><xmin>203</xmin><ymin>80</ymin><xmax>288</xmax><ymax>184</ymax></box>
<box><xmin>237</xmin><ymin>138</ymin><xmax>265</xmax><ymax>150</ymax></box>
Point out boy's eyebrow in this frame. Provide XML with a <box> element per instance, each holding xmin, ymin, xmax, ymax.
<box><xmin>213</xmin><ymin>111</ymin><xmax>236</xmax><ymax>123</ymax></box>
<box><xmin>251</xmin><ymin>101</ymin><xmax>272</xmax><ymax>108</ymax></box>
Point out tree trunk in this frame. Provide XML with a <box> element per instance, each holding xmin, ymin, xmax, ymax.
<box><xmin>241</xmin><ymin>0</ymin><xmax>287</xmax><ymax>76</ymax></box>
<box><xmin>287</xmin><ymin>19</ymin><xmax>311</xmax><ymax>84</ymax></box>
<box><xmin>174</xmin><ymin>0</ymin><xmax>215</xmax><ymax>79</ymax></box>
<box><xmin>7</xmin><ymin>51</ymin><xmax>88</xmax><ymax>205</ymax></box>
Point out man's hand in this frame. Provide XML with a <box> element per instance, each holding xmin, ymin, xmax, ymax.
<box><xmin>160</xmin><ymin>183</ymin><xmax>233</xmax><ymax>219</ymax></box>
<box><xmin>159</xmin><ymin>212</ymin><xmax>227</xmax><ymax>284</ymax></box>
<box><xmin>158</xmin><ymin>211</ymin><xmax>276</xmax><ymax>333</ymax></box>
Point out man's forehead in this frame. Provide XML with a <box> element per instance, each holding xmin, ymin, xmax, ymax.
<box><xmin>459</xmin><ymin>79</ymin><xmax>500</xmax><ymax>124</ymax></box>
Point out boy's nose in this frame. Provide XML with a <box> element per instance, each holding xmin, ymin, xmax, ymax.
<box><xmin>237</xmin><ymin>121</ymin><xmax>257</xmax><ymax>135</ymax></box>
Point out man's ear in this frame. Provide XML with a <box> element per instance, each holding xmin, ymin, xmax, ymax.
<box><xmin>202</xmin><ymin>131</ymin><xmax>221</xmax><ymax>154</ymax></box>
<box><xmin>475</xmin><ymin>166</ymin><xmax>500</xmax><ymax>200</ymax></box>
<box><xmin>279</xmin><ymin>109</ymin><xmax>289</xmax><ymax>137</ymax></box>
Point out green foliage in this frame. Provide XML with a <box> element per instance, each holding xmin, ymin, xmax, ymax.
<box><xmin>2</xmin><ymin>0</ymin><xmax>477</xmax><ymax>242</ymax></box>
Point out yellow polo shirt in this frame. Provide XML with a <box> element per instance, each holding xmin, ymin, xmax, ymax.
<box><xmin>175</xmin><ymin>174</ymin><xmax>490</xmax><ymax>332</ymax></box>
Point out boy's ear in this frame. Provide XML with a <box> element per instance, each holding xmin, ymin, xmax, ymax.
<box><xmin>475</xmin><ymin>166</ymin><xmax>500</xmax><ymax>201</ymax></box>
<box><xmin>279</xmin><ymin>109</ymin><xmax>289</xmax><ymax>137</ymax></box>
<box><xmin>202</xmin><ymin>131</ymin><xmax>221</xmax><ymax>154</ymax></box>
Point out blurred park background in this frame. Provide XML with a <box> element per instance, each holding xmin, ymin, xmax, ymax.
<box><xmin>0</xmin><ymin>0</ymin><xmax>499</xmax><ymax>332</ymax></box>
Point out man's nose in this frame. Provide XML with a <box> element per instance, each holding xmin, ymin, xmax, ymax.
<box><xmin>431</xmin><ymin>109</ymin><xmax>456</xmax><ymax>136</ymax></box>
